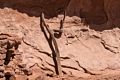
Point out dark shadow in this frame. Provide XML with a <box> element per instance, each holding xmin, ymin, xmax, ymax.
<box><xmin>0</xmin><ymin>1</ymin><xmax>43</xmax><ymax>17</ymax></box>
<box><xmin>79</xmin><ymin>0</ymin><xmax>115</xmax><ymax>31</ymax></box>
<box><xmin>0</xmin><ymin>0</ymin><xmax>119</xmax><ymax>31</ymax></box>
<box><xmin>0</xmin><ymin>0</ymin><xmax>66</xmax><ymax>18</ymax></box>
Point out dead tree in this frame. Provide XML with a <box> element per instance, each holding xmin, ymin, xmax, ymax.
<box><xmin>53</xmin><ymin>11</ymin><xmax>66</xmax><ymax>38</ymax></box>
<box><xmin>40</xmin><ymin>13</ymin><xmax>63</xmax><ymax>75</ymax></box>
<box><xmin>54</xmin><ymin>0</ymin><xmax>71</xmax><ymax>38</ymax></box>
<box><xmin>40</xmin><ymin>0</ymin><xmax>70</xmax><ymax>75</ymax></box>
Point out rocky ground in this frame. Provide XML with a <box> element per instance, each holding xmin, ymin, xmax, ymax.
<box><xmin>0</xmin><ymin>0</ymin><xmax>120</xmax><ymax>80</ymax></box>
<box><xmin>0</xmin><ymin>7</ymin><xmax>120</xmax><ymax>80</ymax></box>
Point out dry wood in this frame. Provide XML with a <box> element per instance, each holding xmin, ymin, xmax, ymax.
<box><xmin>40</xmin><ymin>13</ymin><xmax>62</xmax><ymax>75</ymax></box>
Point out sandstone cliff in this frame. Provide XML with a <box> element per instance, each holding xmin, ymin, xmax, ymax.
<box><xmin>0</xmin><ymin>0</ymin><xmax>120</xmax><ymax>80</ymax></box>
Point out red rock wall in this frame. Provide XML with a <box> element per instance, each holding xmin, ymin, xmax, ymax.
<box><xmin>67</xmin><ymin>0</ymin><xmax>108</xmax><ymax>24</ymax></box>
<box><xmin>0</xmin><ymin>0</ymin><xmax>120</xmax><ymax>25</ymax></box>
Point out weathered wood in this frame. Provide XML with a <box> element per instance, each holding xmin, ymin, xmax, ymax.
<box><xmin>53</xmin><ymin>10</ymin><xmax>66</xmax><ymax>38</ymax></box>
<box><xmin>40</xmin><ymin>13</ymin><xmax>62</xmax><ymax>75</ymax></box>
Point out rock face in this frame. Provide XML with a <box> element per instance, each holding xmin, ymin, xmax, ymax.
<box><xmin>0</xmin><ymin>0</ymin><xmax>120</xmax><ymax>80</ymax></box>
<box><xmin>67</xmin><ymin>0</ymin><xmax>120</xmax><ymax>25</ymax></box>
<box><xmin>0</xmin><ymin>34</ymin><xmax>23</xmax><ymax>80</ymax></box>
<box><xmin>67</xmin><ymin>0</ymin><xmax>107</xmax><ymax>24</ymax></box>
<box><xmin>0</xmin><ymin>0</ymin><xmax>120</xmax><ymax>25</ymax></box>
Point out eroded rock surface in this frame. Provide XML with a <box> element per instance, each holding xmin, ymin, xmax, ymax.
<box><xmin>0</xmin><ymin>7</ymin><xmax>120</xmax><ymax>80</ymax></box>
<box><xmin>0</xmin><ymin>0</ymin><xmax>120</xmax><ymax>80</ymax></box>
<box><xmin>0</xmin><ymin>33</ymin><xmax>23</xmax><ymax>80</ymax></box>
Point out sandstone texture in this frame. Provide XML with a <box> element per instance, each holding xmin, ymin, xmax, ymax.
<box><xmin>0</xmin><ymin>0</ymin><xmax>120</xmax><ymax>80</ymax></box>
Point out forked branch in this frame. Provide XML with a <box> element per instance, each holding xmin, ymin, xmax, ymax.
<box><xmin>40</xmin><ymin>13</ymin><xmax>62</xmax><ymax>75</ymax></box>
